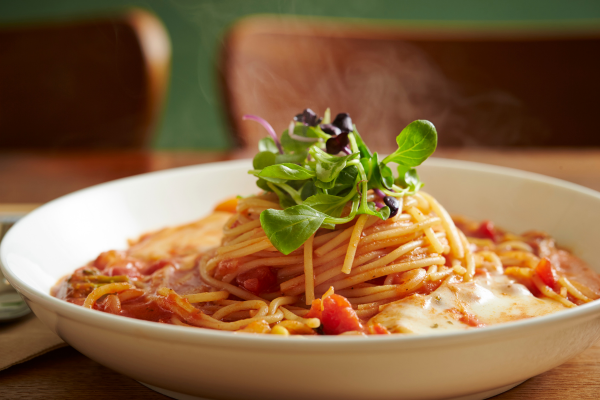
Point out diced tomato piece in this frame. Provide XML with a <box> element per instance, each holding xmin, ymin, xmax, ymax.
<box><xmin>476</xmin><ymin>220</ymin><xmax>497</xmax><ymax>241</ymax></box>
<box><xmin>143</xmin><ymin>260</ymin><xmax>177</xmax><ymax>276</ymax></box>
<box><xmin>214</xmin><ymin>197</ymin><xmax>238</xmax><ymax>213</ymax></box>
<box><xmin>236</xmin><ymin>266</ymin><xmax>277</xmax><ymax>294</ymax></box>
<box><xmin>320</xmin><ymin>294</ymin><xmax>364</xmax><ymax>335</ymax></box>
<box><xmin>214</xmin><ymin>260</ymin><xmax>239</xmax><ymax>280</ymax></box>
<box><xmin>535</xmin><ymin>257</ymin><xmax>558</xmax><ymax>290</ymax></box>
<box><xmin>105</xmin><ymin>262</ymin><xmax>142</xmax><ymax>279</ymax></box>
<box><xmin>370</xmin><ymin>323</ymin><xmax>390</xmax><ymax>335</ymax></box>
<box><xmin>305</xmin><ymin>298</ymin><xmax>323</xmax><ymax>319</ymax></box>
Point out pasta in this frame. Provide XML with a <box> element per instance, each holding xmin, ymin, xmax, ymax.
<box><xmin>51</xmin><ymin>108</ymin><xmax>600</xmax><ymax>336</ymax></box>
<box><xmin>51</xmin><ymin>192</ymin><xmax>600</xmax><ymax>335</ymax></box>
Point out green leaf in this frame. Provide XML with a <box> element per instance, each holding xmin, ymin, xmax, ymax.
<box><xmin>256</xmin><ymin>178</ymin><xmax>272</xmax><ymax>192</ymax></box>
<box><xmin>260</xmin><ymin>205</ymin><xmax>327</xmax><ymax>254</ymax></box>
<box><xmin>328</xmin><ymin>165</ymin><xmax>358</xmax><ymax>196</ymax></box>
<box><xmin>253</xmin><ymin>151</ymin><xmax>276</xmax><ymax>170</ymax></box>
<box><xmin>259</xmin><ymin>163</ymin><xmax>315</xmax><ymax>181</ymax></box>
<box><xmin>275</xmin><ymin>152</ymin><xmax>307</xmax><ymax>164</ymax></box>
<box><xmin>268</xmin><ymin>184</ymin><xmax>297</xmax><ymax>209</ymax></box>
<box><xmin>352</xmin><ymin>127</ymin><xmax>372</xmax><ymax>159</ymax></box>
<box><xmin>396</xmin><ymin>166</ymin><xmax>424</xmax><ymax>192</ymax></box>
<box><xmin>370</xmin><ymin>156</ymin><xmax>394</xmax><ymax>190</ymax></box>
<box><xmin>258</xmin><ymin>137</ymin><xmax>279</xmax><ymax>153</ymax></box>
<box><xmin>314</xmin><ymin>178</ymin><xmax>336</xmax><ymax>190</ymax></box>
<box><xmin>379</xmin><ymin>164</ymin><xmax>394</xmax><ymax>189</ymax></box>
<box><xmin>358</xmin><ymin>200</ymin><xmax>391</xmax><ymax>220</ymax></box>
<box><xmin>300</xmin><ymin>181</ymin><xmax>317</xmax><ymax>200</ymax></box>
<box><xmin>281</xmin><ymin>125</ymin><xmax>320</xmax><ymax>153</ymax></box>
<box><xmin>310</xmin><ymin>146</ymin><xmax>358</xmax><ymax>183</ymax></box>
<box><xmin>303</xmin><ymin>194</ymin><xmax>347</xmax><ymax>218</ymax></box>
<box><xmin>382</xmin><ymin>120</ymin><xmax>437</xmax><ymax>166</ymax></box>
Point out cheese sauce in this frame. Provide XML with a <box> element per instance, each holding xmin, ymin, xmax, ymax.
<box><xmin>368</xmin><ymin>273</ymin><xmax>567</xmax><ymax>334</ymax></box>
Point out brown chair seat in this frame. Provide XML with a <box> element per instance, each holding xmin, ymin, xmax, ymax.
<box><xmin>220</xmin><ymin>16</ymin><xmax>600</xmax><ymax>151</ymax></box>
<box><xmin>0</xmin><ymin>9</ymin><xmax>170</xmax><ymax>149</ymax></box>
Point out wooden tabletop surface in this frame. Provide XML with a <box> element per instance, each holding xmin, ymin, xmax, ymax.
<box><xmin>1</xmin><ymin>148</ymin><xmax>600</xmax><ymax>399</ymax></box>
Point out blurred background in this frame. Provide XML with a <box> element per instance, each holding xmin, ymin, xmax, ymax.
<box><xmin>1</xmin><ymin>0</ymin><xmax>600</xmax><ymax>152</ymax></box>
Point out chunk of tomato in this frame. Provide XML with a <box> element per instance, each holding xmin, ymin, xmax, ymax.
<box><xmin>312</xmin><ymin>294</ymin><xmax>364</xmax><ymax>335</ymax></box>
<box><xmin>535</xmin><ymin>257</ymin><xmax>558</xmax><ymax>290</ymax></box>
<box><xmin>476</xmin><ymin>220</ymin><xmax>497</xmax><ymax>242</ymax></box>
<box><xmin>236</xmin><ymin>266</ymin><xmax>277</xmax><ymax>294</ymax></box>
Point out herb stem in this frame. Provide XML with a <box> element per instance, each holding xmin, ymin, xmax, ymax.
<box><xmin>276</xmin><ymin>182</ymin><xmax>303</xmax><ymax>204</ymax></box>
<box><xmin>243</xmin><ymin>114</ymin><xmax>284</xmax><ymax>154</ymax></box>
<box><xmin>348</xmin><ymin>133</ymin><xmax>360</xmax><ymax>154</ymax></box>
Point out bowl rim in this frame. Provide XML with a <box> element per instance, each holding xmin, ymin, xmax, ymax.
<box><xmin>3</xmin><ymin>157</ymin><xmax>600</xmax><ymax>351</ymax></box>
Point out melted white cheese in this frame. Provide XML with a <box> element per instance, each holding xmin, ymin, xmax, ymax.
<box><xmin>368</xmin><ymin>274</ymin><xmax>567</xmax><ymax>334</ymax></box>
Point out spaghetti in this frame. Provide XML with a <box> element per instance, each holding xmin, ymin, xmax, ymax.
<box><xmin>51</xmin><ymin>191</ymin><xmax>600</xmax><ymax>335</ymax></box>
<box><xmin>51</xmin><ymin>109</ymin><xmax>600</xmax><ymax>335</ymax></box>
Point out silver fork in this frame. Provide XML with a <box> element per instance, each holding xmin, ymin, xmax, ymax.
<box><xmin>0</xmin><ymin>215</ymin><xmax>32</xmax><ymax>321</ymax></box>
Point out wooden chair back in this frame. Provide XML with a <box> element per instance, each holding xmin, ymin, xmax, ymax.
<box><xmin>0</xmin><ymin>9</ymin><xmax>170</xmax><ymax>149</ymax></box>
<box><xmin>221</xmin><ymin>16</ymin><xmax>600</xmax><ymax>151</ymax></box>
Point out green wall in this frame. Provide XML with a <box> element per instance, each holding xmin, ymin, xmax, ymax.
<box><xmin>2</xmin><ymin>0</ymin><xmax>600</xmax><ymax>149</ymax></box>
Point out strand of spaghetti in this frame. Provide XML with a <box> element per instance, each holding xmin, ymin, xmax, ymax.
<box><xmin>475</xmin><ymin>251</ymin><xmax>503</xmax><ymax>274</ymax></box>
<box><xmin>236</xmin><ymin>255</ymin><xmax>306</xmax><ymax>276</ymax></box>
<box><xmin>280</xmin><ymin>249</ymin><xmax>388</xmax><ymax>288</ymax></box>
<box><xmin>406</xmin><ymin>207</ymin><xmax>444</xmax><ymax>254</ymax></box>
<box><xmin>346</xmin><ymin>288</ymin><xmax>400</xmax><ymax>305</ymax></box>
<box><xmin>281</xmin><ymin>250</ymin><xmax>388</xmax><ymax>295</ymax></box>
<box><xmin>206</xmin><ymin>238</ymin><xmax>273</xmax><ymax>271</ymax></box>
<box><xmin>280</xmin><ymin>307</ymin><xmax>320</xmax><ymax>328</ymax></box>
<box><xmin>313</xmin><ymin>229</ymin><xmax>344</xmax><ymax>247</ymax></box>
<box><xmin>349</xmin><ymin>269</ymin><xmax>427</xmax><ymax>304</ymax></box>
<box><xmin>83</xmin><ymin>282</ymin><xmax>134</xmax><ymax>308</ymax></box>
<box><xmin>157</xmin><ymin>289</ymin><xmax>284</xmax><ymax>331</ymax></box>
<box><xmin>199</xmin><ymin>255</ymin><xmax>265</xmax><ymax>301</ymax></box>
<box><xmin>558</xmin><ymin>277</ymin><xmax>592</xmax><ymax>303</ymax></box>
<box><xmin>360</xmin><ymin>217</ymin><xmax>441</xmax><ymax>246</ymax></box>
<box><xmin>171</xmin><ymin>315</ymin><xmax>195</xmax><ymax>327</ymax></box>
<box><xmin>413</xmin><ymin>193</ymin><xmax>431</xmax><ymax>213</ymax></box>
<box><xmin>341</xmin><ymin>214</ymin><xmax>369</xmax><ymax>274</ymax></box>
<box><xmin>217</xmin><ymin>236</ymin><xmax>269</xmax><ymax>255</ymax></box>
<box><xmin>117</xmin><ymin>288</ymin><xmax>145</xmax><ymax>303</ymax></box>
<box><xmin>268</xmin><ymin>296</ymin><xmax>298</xmax><ymax>315</ymax></box>
<box><xmin>362</xmin><ymin>215</ymin><xmax>412</xmax><ymax>236</ymax></box>
<box><xmin>211</xmin><ymin>300</ymin><xmax>269</xmax><ymax>320</ymax></box>
<box><xmin>458</xmin><ymin>231</ymin><xmax>475</xmax><ymax>281</ymax></box>
<box><xmin>355</xmin><ymin>307</ymin><xmax>380</xmax><ymax>319</ymax></box>
<box><xmin>532</xmin><ymin>275</ymin><xmax>576</xmax><ymax>308</ymax></box>
<box><xmin>419</xmin><ymin>192</ymin><xmax>464</xmax><ymax>258</ymax></box>
<box><xmin>346</xmin><ymin>239</ymin><xmax>427</xmax><ymax>279</ymax></box>
<box><xmin>314</xmin><ymin>226</ymin><xmax>354</xmax><ymax>257</ymax></box>
<box><xmin>496</xmin><ymin>240</ymin><xmax>534</xmax><ymax>253</ymax></box>
<box><xmin>223</xmin><ymin>219</ymin><xmax>261</xmax><ymax>237</ymax></box>
<box><xmin>499</xmin><ymin>251</ymin><xmax>540</xmax><ymax>269</ymax></box>
<box><xmin>223</xmin><ymin>227</ymin><xmax>266</xmax><ymax>246</ymax></box>
<box><xmin>183</xmin><ymin>291</ymin><xmax>229</xmax><ymax>303</ymax></box>
<box><xmin>336</xmin><ymin>285</ymin><xmax>398</xmax><ymax>298</ymax></box>
<box><xmin>331</xmin><ymin>256</ymin><xmax>446</xmax><ymax>291</ymax></box>
<box><xmin>276</xmin><ymin>320</ymin><xmax>316</xmax><ymax>334</ymax></box>
<box><xmin>285</xmin><ymin>308</ymin><xmax>310</xmax><ymax>317</ymax></box>
<box><xmin>429</xmin><ymin>267</ymin><xmax>453</xmax><ymax>281</ymax></box>
<box><xmin>304</xmin><ymin>233</ymin><xmax>316</xmax><ymax>305</ymax></box>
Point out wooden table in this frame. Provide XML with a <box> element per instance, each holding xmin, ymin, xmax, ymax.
<box><xmin>1</xmin><ymin>148</ymin><xmax>600</xmax><ymax>399</ymax></box>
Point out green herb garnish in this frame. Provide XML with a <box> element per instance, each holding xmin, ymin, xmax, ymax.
<box><xmin>243</xmin><ymin>110</ymin><xmax>437</xmax><ymax>254</ymax></box>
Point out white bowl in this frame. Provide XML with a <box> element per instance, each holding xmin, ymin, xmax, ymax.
<box><xmin>3</xmin><ymin>158</ymin><xmax>600</xmax><ymax>400</ymax></box>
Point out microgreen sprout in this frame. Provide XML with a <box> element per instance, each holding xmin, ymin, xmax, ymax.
<box><xmin>249</xmin><ymin>109</ymin><xmax>438</xmax><ymax>254</ymax></box>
